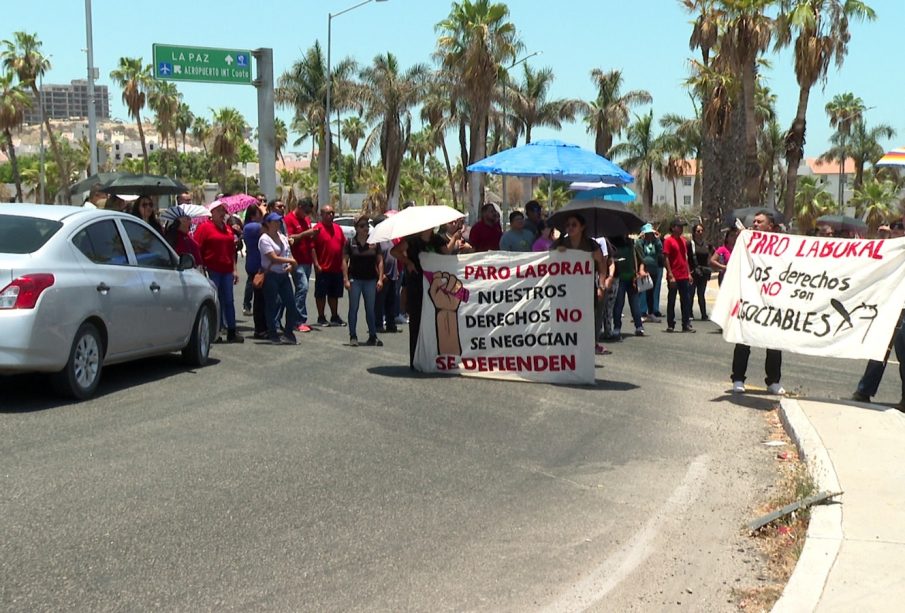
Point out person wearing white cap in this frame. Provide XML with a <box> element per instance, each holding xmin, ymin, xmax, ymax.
<box><xmin>106</xmin><ymin>193</ymin><xmax>139</xmax><ymax>212</ymax></box>
<box><xmin>635</xmin><ymin>223</ymin><xmax>663</xmax><ymax>323</ymax></box>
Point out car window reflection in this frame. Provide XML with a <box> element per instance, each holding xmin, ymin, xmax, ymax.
<box><xmin>122</xmin><ymin>221</ymin><xmax>175</xmax><ymax>269</ymax></box>
<box><xmin>72</xmin><ymin>220</ymin><xmax>130</xmax><ymax>266</ymax></box>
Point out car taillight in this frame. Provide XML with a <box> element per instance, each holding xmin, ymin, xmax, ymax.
<box><xmin>0</xmin><ymin>274</ymin><xmax>55</xmax><ymax>309</ymax></box>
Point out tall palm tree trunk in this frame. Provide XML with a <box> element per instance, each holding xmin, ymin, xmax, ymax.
<box><xmin>782</xmin><ymin>86</ymin><xmax>810</xmax><ymax>221</ymax></box>
<box><xmin>32</xmin><ymin>85</ymin><xmax>70</xmax><ymax>202</ymax></box>
<box><xmin>467</xmin><ymin>110</ymin><xmax>487</xmax><ymax>218</ymax></box>
<box><xmin>4</xmin><ymin>128</ymin><xmax>23</xmax><ymax>202</ymax></box>
<box><xmin>135</xmin><ymin>114</ymin><xmax>149</xmax><ymax>173</ymax></box>
<box><xmin>742</xmin><ymin>63</ymin><xmax>760</xmax><ymax>205</ymax></box>
<box><xmin>439</xmin><ymin>139</ymin><xmax>459</xmax><ymax>209</ymax></box>
<box><xmin>672</xmin><ymin>178</ymin><xmax>678</xmax><ymax>214</ymax></box>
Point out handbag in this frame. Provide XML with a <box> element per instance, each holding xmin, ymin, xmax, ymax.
<box><xmin>252</xmin><ymin>271</ymin><xmax>266</xmax><ymax>289</ymax></box>
<box><xmin>636</xmin><ymin>273</ymin><xmax>654</xmax><ymax>292</ymax></box>
<box><xmin>633</xmin><ymin>246</ymin><xmax>654</xmax><ymax>292</ymax></box>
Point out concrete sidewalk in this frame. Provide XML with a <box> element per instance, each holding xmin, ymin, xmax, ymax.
<box><xmin>774</xmin><ymin>398</ymin><xmax>905</xmax><ymax>612</ymax></box>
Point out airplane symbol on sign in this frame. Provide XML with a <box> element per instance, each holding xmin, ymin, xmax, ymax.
<box><xmin>158</xmin><ymin>62</ymin><xmax>173</xmax><ymax>76</ymax></box>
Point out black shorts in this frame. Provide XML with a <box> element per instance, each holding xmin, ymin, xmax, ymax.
<box><xmin>314</xmin><ymin>271</ymin><xmax>344</xmax><ymax>298</ymax></box>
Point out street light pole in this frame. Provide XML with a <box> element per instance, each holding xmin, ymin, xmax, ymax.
<box><xmin>39</xmin><ymin>71</ymin><xmax>45</xmax><ymax>203</ymax></box>
<box><xmin>322</xmin><ymin>0</ymin><xmax>388</xmax><ymax>209</ymax></box>
<box><xmin>84</xmin><ymin>0</ymin><xmax>98</xmax><ymax>175</ymax></box>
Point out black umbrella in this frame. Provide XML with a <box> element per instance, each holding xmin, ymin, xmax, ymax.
<box><xmin>815</xmin><ymin>214</ymin><xmax>867</xmax><ymax>235</ymax></box>
<box><xmin>70</xmin><ymin>172</ymin><xmax>125</xmax><ymax>194</ymax></box>
<box><xmin>99</xmin><ymin>173</ymin><xmax>189</xmax><ymax>196</ymax></box>
<box><xmin>723</xmin><ymin>206</ymin><xmax>784</xmax><ymax>229</ymax></box>
<box><xmin>548</xmin><ymin>198</ymin><xmax>645</xmax><ymax>237</ymax></box>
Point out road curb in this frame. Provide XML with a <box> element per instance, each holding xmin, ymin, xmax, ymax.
<box><xmin>771</xmin><ymin>398</ymin><xmax>843</xmax><ymax>613</ymax></box>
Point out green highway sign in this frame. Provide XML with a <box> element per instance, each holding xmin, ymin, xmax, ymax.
<box><xmin>153</xmin><ymin>44</ymin><xmax>253</xmax><ymax>85</ymax></box>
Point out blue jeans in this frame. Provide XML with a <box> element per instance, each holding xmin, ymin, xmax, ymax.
<box><xmin>640</xmin><ymin>267</ymin><xmax>662</xmax><ymax>316</ymax></box>
<box><xmin>614</xmin><ymin>278</ymin><xmax>642</xmax><ymax>332</ymax></box>
<box><xmin>667</xmin><ymin>278</ymin><xmax>692</xmax><ymax>329</ymax></box>
<box><xmin>293</xmin><ymin>264</ymin><xmax>311</xmax><ymax>323</ymax></box>
<box><xmin>375</xmin><ymin>277</ymin><xmax>398</xmax><ymax>330</ymax></box>
<box><xmin>209</xmin><ymin>270</ymin><xmax>236</xmax><ymax>330</ymax></box>
<box><xmin>857</xmin><ymin>324</ymin><xmax>905</xmax><ymax>397</ymax></box>
<box><xmin>348</xmin><ymin>278</ymin><xmax>377</xmax><ymax>339</ymax></box>
<box><xmin>243</xmin><ymin>273</ymin><xmax>254</xmax><ymax>311</ymax></box>
<box><xmin>264</xmin><ymin>272</ymin><xmax>300</xmax><ymax>339</ymax></box>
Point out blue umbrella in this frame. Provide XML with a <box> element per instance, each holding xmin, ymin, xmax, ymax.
<box><xmin>573</xmin><ymin>185</ymin><xmax>636</xmax><ymax>203</ymax></box>
<box><xmin>466</xmin><ymin>139</ymin><xmax>634</xmax><ymax>184</ymax></box>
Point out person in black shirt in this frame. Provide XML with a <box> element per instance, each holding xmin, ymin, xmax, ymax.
<box><xmin>342</xmin><ymin>215</ymin><xmax>384</xmax><ymax>347</ymax></box>
<box><xmin>391</xmin><ymin>228</ymin><xmax>457</xmax><ymax>369</ymax></box>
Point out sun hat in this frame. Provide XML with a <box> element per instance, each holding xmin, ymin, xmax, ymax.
<box><xmin>640</xmin><ymin>222</ymin><xmax>655</xmax><ymax>234</ymax></box>
<box><xmin>119</xmin><ymin>194</ymin><xmax>140</xmax><ymax>202</ymax></box>
<box><xmin>206</xmin><ymin>200</ymin><xmax>225</xmax><ymax>212</ymax></box>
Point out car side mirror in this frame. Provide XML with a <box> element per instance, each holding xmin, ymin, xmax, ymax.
<box><xmin>177</xmin><ymin>253</ymin><xmax>196</xmax><ymax>270</ymax></box>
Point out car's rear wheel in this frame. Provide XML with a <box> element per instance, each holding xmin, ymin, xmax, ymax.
<box><xmin>51</xmin><ymin>322</ymin><xmax>103</xmax><ymax>400</ymax></box>
<box><xmin>182</xmin><ymin>304</ymin><xmax>213</xmax><ymax>367</ymax></box>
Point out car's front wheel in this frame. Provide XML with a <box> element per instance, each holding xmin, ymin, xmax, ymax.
<box><xmin>182</xmin><ymin>304</ymin><xmax>213</xmax><ymax>367</ymax></box>
<box><xmin>51</xmin><ymin>322</ymin><xmax>103</xmax><ymax>400</ymax></box>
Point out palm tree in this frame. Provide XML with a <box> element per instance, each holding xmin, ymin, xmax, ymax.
<box><xmin>110</xmin><ymin>57</ymin><xmax>153</xmax><ymax>172</ymax></box>
<box><xmin>509</xmin><ymin>64</ymin><xmax>580</xmax><ymax>145</ymax></box>
<box><xmin>661</xmin><ymin>109</ymin><xmax>702</xmax><ymax>206</ymax></box>
<box><xmin>421</xmin><ymin>77</ymin><xmax>460</xmax><ymax>208</ymax></box>
<box><xmin>407</xmin><ymin>128</ymin><xmax>435</xmax><ymax>170</ymax></box>
<box><xmin>684</xmin><ymin>0</ymin><xmax>721</xmax><ymax>66</ymax></box>
<box><xmin>851</xmin><ymin>177</ymin><xmax>898</xmax><ymax>235</ymax></box>
<box><xmin>774</xmin><ymin>0</ymin><xmax>876</xmax><ymax>220</ymax></box>
<box><xmin>583</xmin><ymin>69</ymin><xmax>651</xmax><ymax>157</ymax></box>
<box><xmin>719</xmin><ymin>0</ymin><xmax>773</xmax><ymax>205</ymax></box>
<box><xmin>758</xmin><ymin>116</ymin><xmax>785</xmax><ymax>207</ymax></box>
<box><xmin>1</xmin><ymin>32</ymin><xmax>69</xmax><ymax>201</ymax></box>
<box><xmin>435</xmin><ymin>0</ymin><xmax>521</xmax><ymax>215</ymax></box>
<box><xmin>793</xmin><ymin>175</ymin><xmax>834</xmax><ymax>233</ymax></box>
<box><xmin>850</xmin><ymin>120</ymin><xmax>895</xmax><ymax>188</ymax></box>
<box><xmin>822</xmin><ymin>91</ymin><xmax>866</xmax><ymax>203</ymax></box>
<box><xmin>276</xmin><ymin>41</ymin><xmax>357</xmax><ymax>206</ymax></box>
<box><xmin>358</xmin><ymin>52</ymin><xmax>429</xmax><ymax>209</ymax></box>
<box><xmin>174</xmin><ymin>102</ymin><xmax>193</xmax><ymax>153</ymax></box>
<box><xmin>0</xmin><ymin>70</ymin><xmax>31</xmax><ymax>202</ymax></box>
<box><xmin>191</xmin><ymin>116</ymin><xmax>211</xmax><ymax>154</ymax></box>
<box><xmin>149</xmin><ymin>80</ymin><xmax>181</xmax><ymax>150</ymax></box>
<box><xmin>340</xmin><ymin>115</ymin><xmax>366</xmax><ymax>163</ymax></box>
<box><xmin>274</xmin><ymin>117</ymin><xmax>288</xmax><ymax>165</ymax></box>
<box><xmin>210</xmin><ymin>107</ymin><xmax>247</xmax><ymax>189</ymax></box>
<box><xmin>610</xmin><ymin>110</ymin><xmax>663</xmax><ymax>219</ymax></box>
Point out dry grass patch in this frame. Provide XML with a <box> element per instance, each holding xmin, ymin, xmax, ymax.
<box><xmin>734</xmin><ymin>407</ymin><xmax>817</xmax><ymax>612</ymax></box>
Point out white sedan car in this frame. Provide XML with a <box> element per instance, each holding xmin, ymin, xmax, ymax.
<box><xmin>0</xmin><ymin>205</ymin><xmax>219</xmax><ymax>400</ymax></box>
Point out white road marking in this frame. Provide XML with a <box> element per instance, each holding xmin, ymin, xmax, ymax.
<box><xmin>542</xmin><ymin>454</ymin><xmax>710</xmax><ymax>613</ymax></box>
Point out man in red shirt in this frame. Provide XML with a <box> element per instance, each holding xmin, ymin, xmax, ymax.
<box><xmin>467</xmin><ymin>203</ymin><xmax>503</xmax><ymax>252</ymax></box>
<box><xmin>195</xmin><ymin>201</ymin><xmax>244</xmax><ymax>343</ymax></box>
<box><xmin>662</xmin><ymin>218</ymin><xmax>694</xmax><ymax>333</ymax></box>
<box><xmin>284</xmin><ymin>197</ymin><xmax>316</xmax><ymax>331</ymax></box>
<box><xmin>311</xmin><ymin>205</ymin><xmax>347</xmax><ymax>326</ymax></box>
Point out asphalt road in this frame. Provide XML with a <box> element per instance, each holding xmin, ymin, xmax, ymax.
<box><xmin>0</xmin><ymin>287</ymin><xmax>891</xmax><ymax>612</ymax></box>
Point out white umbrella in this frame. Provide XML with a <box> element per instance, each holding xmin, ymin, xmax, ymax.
<box><xmin>368</xmin><ymin>205</ymin><xmax>464</xmax><ymax>244</ymax></box>
<box><xmin>160</xmin><ymin>204</ymin><xmax>212</xmax><ymax>226</ymax></box>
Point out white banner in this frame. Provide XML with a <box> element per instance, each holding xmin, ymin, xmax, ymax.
<box><xmin>711</xmin><ymin>230</ymin><xmax>905</xmax><ymax>360</ymax></box>
<box><xmin>414</xmin><ymin>251</ymin><xmax>595</xmax><ymax>384</ymax></box>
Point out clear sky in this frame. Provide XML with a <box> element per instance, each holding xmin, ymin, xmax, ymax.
<box><xmin>5</xmin><ymin>0</ymin><xmax>902</xmax><ymax>162</ymax></box>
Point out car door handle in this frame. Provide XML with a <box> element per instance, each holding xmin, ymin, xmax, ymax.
<box><xmin>149</xmin><ymin>282</ymin><xmax>161</xmax><ymax>292</ymax></box>
<box><xmin>96</xmin><ymin>282</ymin><xmax>110</xmax><ymax>294</ymax></box>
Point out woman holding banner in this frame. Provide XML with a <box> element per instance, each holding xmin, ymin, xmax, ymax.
<box><xmin>554</xmin><ymin>213</ymin><xmax>609</xmax><ymax>355</ymax></box>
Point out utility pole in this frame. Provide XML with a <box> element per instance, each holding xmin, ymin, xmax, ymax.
<box><xmin>253</xmin><ymin>48</ymin><xmax>276</xmax><ymax>200</ymax></box>
<box><xmin>85</xmin><ymin>0</ymin><xmax>98</xmax><ymax>175</ymax></box>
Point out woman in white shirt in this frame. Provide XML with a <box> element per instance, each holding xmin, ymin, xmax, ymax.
<box><xmin>258</xmin><ymin>212</ymin><xmax>300</xmax><ymax>344</ymax></box>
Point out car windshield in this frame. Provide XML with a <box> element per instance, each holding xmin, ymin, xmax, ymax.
<box><xmin>0</xmin><ymin>215</ymin><xmax>63</xmax><ymax>254</ymax></box>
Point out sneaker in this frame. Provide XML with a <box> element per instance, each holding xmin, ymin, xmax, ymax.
<box><xmin>646</xmin><ymin>315</ymin><xmax>661</xmax><ymax>323</ymax></box>
<box><xmin>386</xmin><ymin>327</ymin><xmax>400</xmax><ymax>333</ymax></box>
<box><xmin>665</xmin><ymin>327</ymin><xmax>675</xmax><ymax>333</ymax></box>
<box><xmin>653</xmin><ymin>312</ymin><xmax>664</xmax><ymax>318</ymax></box>
<box><xmin>252</xmin><ymin>331</ymin><xmax>269</xmax><ymax>340</ymax></box>
<box><xmin>226</xmin><ymin>330</ymin><xmax>245</xmax><ymax>344</ymax></box>
<box><xmin>269</xmin><ymin>337</ymin><xmax>283</xmax><ymax>345</ymax></box>
<box><xmin>296</xmin><ymin>324</ymin><xmax>312</xmax><ymax>333</ymax></box>
<box><xmin>682</xmin><ymin>325</ymin><xmax>696</xmax><ymax>333</ymax></box>
<box><xmin>281</xmin><ymin>331</ymin><xmax>298</xmax><ymax>345</ymax></box>
<box><xmin>851</xmin><ymin>391</ymin><xmax>870</xmax><ymax>402</ymax></box>
<box><xmin>395</xmin><ymin>315</ymin><xmax>408</xmax><ymax>325</ymax></box>
<box><xmin>635</xmin><ymin>328</ymin><xmax>646</xmax><ymax>337</ymax></box>
<box><xmin>365</xmin><ymin>336</ymin><xmax>383</xmax><ymax>347</ymax></box>
<box><xmin>767</xmin><ymin>383</ymin><xmax>786</xmax><ymax>395</ymax></box>
<box><xmin>732</xmin><ymin>380</ymin><xmax>746</xmax><ymax>393</ymax></box>
<box><xmin>376</xmin><ymin>326</ymin><xmax>387</xmax><ymax>334</ymax></box>
<box><xmin>317</xmin><ymin>316</ymin><xmax>329</xmax><ymax>326</ymax></box>
<box><xmin>242</xmin><ymin>308</ymin><xmax>252</xmax><ymax>316</ymax></box>
<box><xmin>595</xmin><ymin>344</ymin><xmax>612</xmax><ymax>355</ymax></box>
<box><xmin>330</xmin><ymin>316</ymin><xmax>347</xmax><ymax>327</ymax></box>
<box><xmin>349</xmin><ymin>337</ymin><xmax>359</xmax><ymax>347</ymax></box>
